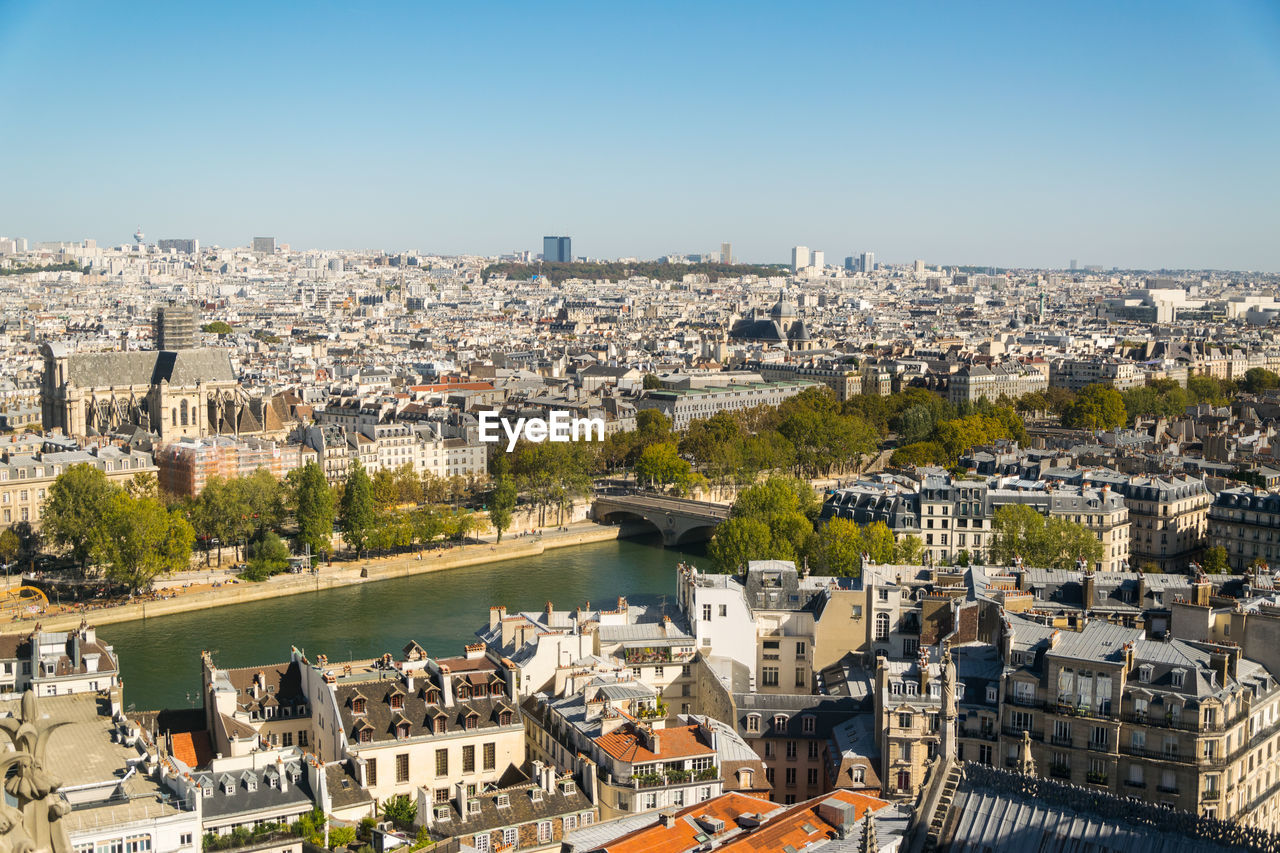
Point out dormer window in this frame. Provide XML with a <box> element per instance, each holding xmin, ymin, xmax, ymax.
<box><xmin>464</xmin><ymin>712</ymin><xmax>478</xmax><ymax>731</ymax></box>
<box><xmin>202</xmin><ymin>786</ymin><xmax>212</xmax><ymax>798</ymax></box>
<box><xmin>457</xmin><ymin>686</ymin><xmax>471</xmax><ymax>700</ymax></box>
<box><xmin>499</xmin><ymin>711</ymin><xmax>513</xmax><ymax>726</ymax></box>
<box><xmin>390</xmin><ymin>693</ymin><xmax>404</xmax><ymax>710</ymax></box>
<box><xmin>433</xmin><ymin>717</ymin><xmax>446</xmax><ymax>734</ymax></box>
<box><xmin>1138</xmin><ymin>665</ymin><xmax>1154</xmax><ymax>684</ymax></box>
<box><xmin>1172</xmin><ymin>669</ymin><xmax>1186</xmax><ymax>689</ymax></box>
<box><xmin>396</xmin><ymin>723</ymin><xmax>410</xmax><ymax>739</ymax></box>
<box><xmin>435</xmin><ymin>808</ymin><xmax>450</xmax><ymax>822</ymax></box>
<box><xmin>245</xmin><ymin>777</ymin><xmax>257</xmax><ymax>793</ymax></box>
<box><xmin>352</xmin><ymin>697</ymin><xmax>366</xmax><ymax>715</ymax></box>
<box><xmin>426</xmin><ymin>689</ymin><xmax>441</xmax><ymax>704</ymax></box>
<box><xmin>496</xmin><ymin>795</ymin><xmax>510</xmax><ymax>808</ymax></box>
<box><xmin>986</xmin><ymin>685</ymin><xmax>998</xmax><ymax>703</ymax></box>
<box><xmin>802</xmin><ymin>716</ymin><xmax>816</xmax><ymax>734</ymax></box>
<box><xmin>746</xmin><ymin>714</ymin><xmax>760</xmax><ymax>734</ymax></box>
<box><xmin>560</xmin><ymin>781</ymin><xmax>573</xmax><ymax>794</ymax></box>
<box><xmin>773</xmin><ymin>714</ymin><xmax>788</xmax><ymax>730</ymax></box>
<box><xmin>531</xmin><ymin>788</ymin><xmax>543</xmax><ymax>802</ymax></box>
<box><xmin>359</xmin><ymin>729</ymin><xmax>372</xmax><ymax>744</ymax></box>
<box><xmin>468</xmin><ymin>800</ymin><xmax>481</xmax><ymax>814</ymax></box>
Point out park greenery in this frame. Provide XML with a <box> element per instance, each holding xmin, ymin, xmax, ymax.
<box><xmin>0</xmin><ymin>260</ymin><xmax>81</xmax><ymax>276</ymax></box>
<box><xmin>481</xmin><ymin>260</ymin><xmax>790</xmax><ymax>285</ymax></box>
<box><xmin>201</xmin><ymin>320</ymin><xmax>233</xmax><ymax>334</ymax></box>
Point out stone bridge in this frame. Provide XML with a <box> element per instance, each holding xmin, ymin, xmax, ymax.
<box><xmin>591</xmin><ymin>493</ymin><xmax>731</xmax><ymax>546</ymax></box>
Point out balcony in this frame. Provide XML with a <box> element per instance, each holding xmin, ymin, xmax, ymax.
<box><xmin>1049</xmin><ymin>764</ymin><xmax>1071</xmax><ymax>780</ymax></box>
<box><xmin>1118</xmin><ymin>744</ymin><xmax>1194</xmax><ymax>765</ymax></box>
<box><xmin>1157</xmin><ymin>785</ymin><xmax>1180</xmax><ymax>795</ymax></box>
<box><xmin>1002</xmin><ymin>725</ymin><xmax>1042</xmax><ymax>741</ymax></box>
<box><xmin>633</xmin><ymin>767</ymin><xmax>712</xmax><ymax>788</ymax></box>
<box><xmin>1050</xmin><ymin>734</ymin><xmax>1072</xmax><ymax>747</ymax></box>
<box><xmin>623</xmin><ymin>646</ymin><xmax>691</xmax><ymax>665</ymax></box>
<box><xmin>1047</xmin><ymin>701</ymin><xmax>1113</xmax><ymax>722</ymax></box>
<box><xmin>1086</xmin><ymin>772</ymin><xmax>1109</xmax><ymax>786</ymax></box>
<box><xmin>1007</xmin><ymin>693</ymin><xmax>1039</xmax><ymax>708</ymax></box>
<box><xmin>1086</xmin><ymin>740</ymin><xmax>1113</xmax><ymax>754</ymax></box>
<box><xmin>1202</xmin><ymin>789</ymin><xmax>1221</xmax><ymax>802</ymax></box>
<box><xmin>960</xmin><ymin>729</ymin><xmax>997</xmax><ymax>742</ymax></box>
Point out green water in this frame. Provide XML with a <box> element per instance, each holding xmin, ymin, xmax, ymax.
<box><xmin>102</xmin><ymin>537</ymin><xmax>700</xmax><ymax>711</ymax></box>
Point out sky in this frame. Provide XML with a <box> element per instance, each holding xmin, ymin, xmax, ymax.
<box><xmin>1</xmin><ymin>1</ymin><xmax>1278</xmax><ymax>270</ymax></box>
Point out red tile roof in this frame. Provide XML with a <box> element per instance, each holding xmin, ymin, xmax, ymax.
<box><xmin>594</xmin><ymin>724</ymin><xmax>714</xmax><ymax>764</ymax></box>
<box><xmin>170</xmin><ymin>731</ymin><xmax>214</xmax><ymax>770</ymax></box>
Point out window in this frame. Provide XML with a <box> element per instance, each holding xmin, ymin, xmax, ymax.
<box><xmin>352</xmin><ymin>697</ymin><xmax>366</xmax><ymax>715</ymax></box>
<box><xmin>564</xmin><ymin>815</ymin><xmax>579</xmax><ymax>832</ymax></box>
<box><xmin>282</xmin><ymin>732</ymin><xmax>293</xmax><ymax>747</ymax></box>
<box><xmin>396</xmin><ymin>753</ymin><xmax>410</xmax><ymax>783</ymax></box>
<box><xmin>774</xmin><ymin>714</ymin><xmax>789</xmax><ymax>730</ymax></box>
<box><xmin>795</xmin><ymin>641</ymin><xmax>806</xmax><ymax>658</ymax></box>
<box><xmin>1171</xmin><ymin>669</ymin><xmax>1185</xmax><ymax>688</ymax></box>
<box><xmin>538</xmin><ymin>822</ymin><xmax>552</xmax><ymax>843</ymax></box>
<box><xmin>124</xmin><ymin>837</ymin><xmax>150</xmax><ymax>853</ymax></box>
<box><xmin>898</xmin><ymin>713</ymin><xmax>912</xmax><ymax>729</ymax></box>
<box><xmin>180</xmin><ymin>836</ymin><xmax>192</xmax><ymax>847</ymax></box>
<box><xmin>390</xmin><ymin>693</ymin><xmax>404</xmax><ymax>710</ymax></box>
<box><xmin>502</xmin><ymin>828</ymin><xmax>517</xmax><ymax>847</ymax></box>
<box><xmin>854</xmin><ymin>766</ymin><xmax>865</xmax><ymax>784</ymax></box>
<box><xmin>807</xmin><ymin>768</ymin><xmax>819</xmax><ymax>785</ymax></box>
<box><xmin>785</xmin><ymin>767</ymin><xmax>797</xmax><ymax>786</ymax></box>
<box><xmin>746</xmin><ymin>714</ymin><xmax>760</xmax><ymax>733</ymax></box>
<box><xmin>808</xmin><ymin>741</ymin><xmax>820</xmax><ymax>759</ymax></box>
<box><xmin>802</xmin><ymin>716</ymin><xmax>816</xmax><ymax>734</ymax></box>
<box><xmin>435</xmin><ymin>749</ymin><xmax>448</xmax><ymax>777</ymax></box>
<box><xmin>299</xmin><ymin>730</ymin><xmax>308</xmax><ymax>747</ymax></box>
<box><xmin>484</xmin><ymin>742</ymin><xmax>496</xmax><ymax>770</ymax></box>
<box><xmin>463</xmin><ymin>745</ymin><xmax>475</xmax><ymax>773</ymax></box>
<box><xmin>435</xmin><ymin>788</ymin><xmax>450</xmax><ymax>804</ymax></box>
<box><xmin>762</xmin><ymin>667</ymin><xmax>779</xmax><ymax>687</ymax></box>
<box><xmin>703</xmin><ymin>605</ymin><xmax>712</xmax><ymax>621</ymax></box>
<box><xmin>359</xmin><ymin>729</ymin><xmax>372</xmax><ymax>744</ymax></box>
<box><xmin>473</xmin><ymin>835</ymin><xmax>489</xmax><ymax>853</ymax></box>
<box><xmin>367</xmin><ymin>759</ymin><xmax>377</xmax><ymax>786</ymax></box>
<box><xmin>786</xmin><ymin>740</ymin><xmax>798</xmax><ymax>759</ymax></box>
<box><xmin>874</xmin><ymin>613</ymin><xmax>890</xmax><ymax>641</ymax></box>
<box><xmin>719</xmin><ymin>604</ymin><xmax>727</xmax><ymax>617</ymax></box>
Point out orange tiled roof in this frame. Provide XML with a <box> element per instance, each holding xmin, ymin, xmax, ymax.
<box><xmin>594</xmin><ymin>724</ymin><xmax>714</xmax><ymax>764</ymax></box>
<box><xmin>170</xmin><ymin>731</ymin><xmax>214</xmax><ymax>770</ymax></box>
<box><xmin>601</xmin><ymin>789</ymin><xmax>890</xmax><ymax>853</ymax></box>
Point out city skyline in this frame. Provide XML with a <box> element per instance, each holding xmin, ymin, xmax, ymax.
<box><xmin>1</xmin><ymin>1</ymin><xmax>1278</xmax><ymax>269</ymax></box>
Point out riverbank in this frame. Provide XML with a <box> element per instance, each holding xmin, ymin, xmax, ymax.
<box><xmin>11</xmin><ymin>520</ymin><xmax>637</xmax><ymax>634</ymax></box>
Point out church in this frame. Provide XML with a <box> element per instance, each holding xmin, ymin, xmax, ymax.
<box><xmin>40</xmin><ymin>343</ymin><xmax>246</xmax><ymax>441</ymax></box>
<box><xmin>728</xmin><ymin>294</ymin><xmax>815</xmax><ymax>350</ymax></box>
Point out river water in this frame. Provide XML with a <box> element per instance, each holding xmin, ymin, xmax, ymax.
<box><xmin>102</xmin><ymin>537</ymin><xmax>700</xmax><ymax>711</ymax></box>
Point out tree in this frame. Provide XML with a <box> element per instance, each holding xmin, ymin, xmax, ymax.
<box><xmin>1243</xmin><ymin>368</ymin><xmax>1280</xmax><ymax>395</ymax></box>
<box><xmin>489</xmin><ymin>456</ymin><xmax>517</xmax><ymax>543</ymax></box>
<box><xmin>634</xmin><ymin>442</ymin><xmax>696</xmax><ymax>493</ymax></box>
<box><xmin>370</xmin><ymin>468</ymin><xmax>398</xmax><ymax>510</ymax></box>
<box><xmin>42</xmin><ymin>463</ymin><xmax>118</xmax><ymax>570</ymax></box>
<box><xmin>190</xmin><ymin>476</ymin><xmax>249</xmax><ymax>566</ymax></box>
<box><xmin>1202</xmin><ymin>546</ymin><xmax>1229</xmax><ymax>574</ymax></box>
<box><xmin>381</xmin><ymin>795</ymin><xmax>417</xmax><ymax>829</ymax></box>
<box><xmin>890</xmin><ymin>441</ymin><xmax>948</xmax><ymax>468</ymax></box>
<box><xmin>642</xmin><ymin>373</ymin><xmax>663</xmax><ymax>390</ymax></box>
<box><xmin>707</xmin><ymin>518</ymin><xmax>782</xmax><ymax>573</ymax></box>
<box><xmin>1061</xmin><ymin>384</ymin><xmax>1126</xmax><ymax>431</ymax></box>
<box><xmin>0</xmin><ymin>529</ymin><xmax>19</xmax><ymax>571</ymax></box>
<box><xmin>988</xmin><ymin>504</ymin><xmax>1103</xmax><ymax>570</ymax></box>
<box><xmin>236</xmin><ymin>468</ymin><xmax>284</xmax><ymax>538</ymax></box>
<box><xmin>243</xmin><ymin>531</ymin><xmax>290</xmax><ymax>581</ymax></box>
<box><xmin>292</xmin><ymin>462</ymin><xmax>335</xmax><ymax>560</ymax></box>
<box><xmin>125</xmin><ymin>471</ymin><xmax>158</xmax><ymax>499</ymax></box>
<box><xmin>202</xmin><ymin>321</ymin><xmax>233</xmax><ymax>334</ymax></box>
<box><xmin>92</xmin><ymin>493</ymin><xmax>194</xmax><ymax>593</ymax></box>
<box><xmin>339</xmin><ymin>463</ymin><xmax>375</xmax><ymax>555</ymax></box>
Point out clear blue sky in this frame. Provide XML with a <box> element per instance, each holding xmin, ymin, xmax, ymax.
<box><xmin>2</xmin><ymin>1</ymin><xmax>1278</xmax><ymax>269</ymax></box>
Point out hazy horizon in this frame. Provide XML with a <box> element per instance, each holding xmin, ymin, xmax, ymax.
<box><xmin>2</xmin><ymin>1</ymin><xmax>1278</xmax><ymax>271</ymax></box>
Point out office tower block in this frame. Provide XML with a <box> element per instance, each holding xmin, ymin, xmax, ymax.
<box><xmin>844</xmin><ymin>256</ymin><xmax>856</xmax><ymax>271</ymax></box>
<box><xmin>155</xmin><ymin>303</ymin><xmax>200</xmax><ymax>351</ymax></box>
<box><xmin>811</xmin><ymin>250</ymin><xmax>824</xmax><ymax>270</ymax></box>
<box><xmin>791</xmin><ymin>246</ymin><xmax>809</xmax><ymax>272</ymax></box>
<box><xmin>860</xmin><ymin>251</ymin><xmax>875</xmax><ymax>273</ymax></box>
<box><xmin>158</xmin><ymin>238</ymin><xmax>199</xmax><ymax>254</ymax></box>
<box><xmin>252</xmin><ymin>236</ymin><xmax>276</xmax><ymax>254</ymax></box>
<box><xmin>721</xmin><ymin>242</ymin><xmax>733</xmax><ymax>265</ymax></box>
<box><xmin>543</xmin><ymin>236</ymin><xmax>572</xmax><ymax>263</ymax></box>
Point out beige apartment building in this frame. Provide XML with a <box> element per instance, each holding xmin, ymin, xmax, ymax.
<box><xmin>992</xmin><ymin>615</ymin><xmax>1280</xmax><ymax>828</ymax></box>
<box><xmin>1083</xmin><ymin>471</ymin><xmax>1209</xmax><ymax>572</ymax></box>
<box><xmin>0</xmin><ymin>445</ymin><xmax>156</xmax><ymax>528</ymax></box>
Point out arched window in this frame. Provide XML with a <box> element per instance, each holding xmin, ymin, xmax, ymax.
<box><xmin>180</xmin><ymin>399</ymin><xmax>189</xmax><ymax>426</ymax></box>
<box><xmin>875</xmin><ymin>612</ymin><xmax>890</xmax><ymax>641</ymax></box>
<box><xmin>172</xmin><ymin>408</ymin><xmax>177</xmax><ymax>427</ymax></box>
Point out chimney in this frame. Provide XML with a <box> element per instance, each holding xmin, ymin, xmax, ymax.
<box><xmin>439</xmin><ymin>665</ymin><xmax>455</xmax><ymax>707</ymax></box>
<box><xmin>1193</xmin><ymin>578</ymin><xmax>1211</xmax><ymax>607</ymax></box>
<box><xmin>454</xmin><ymin>780</ymin><xmax>467</xmax><ymax>815</ymax></box>
<box><xmin>1210</xmin><ymin>652</ymin><xmax>1229</xmax><ymax>688</ymax></box>
<box><xmin>278</xmin><ymin>758</ymin><xmax>289</xmax><ymax>793</ymax></box>
<box><xmin>489</xmin><ymin>605</ymin><xmax>507</xmax><ymax>630</ymax></box>
<box><xmin>1082</xmin><ymin>572</ymin><xmax>1096</xmax><ymax>613</ymax></box>
<box><xmin>545</xmin><ymin>601</ymin><xmax>554</xmax><ymax>619</ymax></box>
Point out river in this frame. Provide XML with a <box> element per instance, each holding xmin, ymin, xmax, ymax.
<box><xmin>101</xmin><ymin>536</ymin><xmax>702</xmax><ymax>711</ymax></box>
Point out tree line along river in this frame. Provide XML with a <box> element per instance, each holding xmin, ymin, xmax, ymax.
<box><xmin>103</xmin><ymin>537</ymin><xmax>699</xmax><ymax>711</ymax></box>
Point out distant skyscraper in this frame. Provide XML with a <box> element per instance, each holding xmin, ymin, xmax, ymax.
<box><xmin>721</xmin><ymin>242</ymin><xmax>733</xmax><ymax>265</ymax></box>
<box><xmin>860</xmin><ymin>251</ymin><xmax>875</xmax><ymax>273</ymax></box>
<box><xmin>155</xmin><ymin>302</ymin><xmax>199</xmax><ymax>351</ymax></box>
<box><xmin>913</xmin><ymin>259</ymin><xmax>925</xmax><ymax>273</ymax></box>
<box><xmin>791</xmin><ymin>246</ymin><xmax>809</xmax><ymax>272</ymax></box>
<box><xmin>1070</xmin><ymin>259</ymin><xmax>1078</xmax><ymax>271</ymax></box>
<box><xmin>252</xmin><ymin>236</ymin><xmax>276</xmax><ymax>254</ymax></box>
<box><xmin>811</xmin><ymin>250</ymin><xmax>824</xmax><ymax>271</ymax></box>
<box><xmin>844</xmin><ymin>256</ymin><xmax>856</xmax><ymax>271</ymax></box>
<box><xmin>543</xmin><ymin>236</ymin><xmax>572</xmax><ymax>263</ymax></box>
<box><xmin>158</xmin><ymin>238</ymin><xmax>199</xmax><ymax>254</ymax></box>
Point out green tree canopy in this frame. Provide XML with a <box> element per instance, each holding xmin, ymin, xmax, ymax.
<box><xmin>339</xmin><ymin>462</ymin><xmax>375</xmax><ymax>554</ymax></box>
<box><xmin>988</xmin><ymin>504</ymin><xmax>1104</xmax><ymax>570</ymax></box>
<box><xmin>1242</xmin><ymin>368</ymin><xmax>1280</xmax><ymax>395</ymax></box>
<box><xmin>634</xmin><ymin>442</ymin><xmax>697</xmax><ymax>493</ymax></box>
<box><xmin>1202</xmin><ymin>545</ymin><xmax>1229</xmax><ymax>574</ymax></box>
<box><xmin>202</xmin><ymin>321</ymin><xmax>233</xmax><ymax>334</ymax></box>
<box><xmin>291</xmin><ymin>462</ymin><xmax>335</xmax><ymax>559</ymax></box>
<box><xmin>42</xmin><ymin>463</ymin><xmax>118</xmax><ymax>569</ymax></box>
<box><xmin>92</xmin><ymin>493</ymin><xmax>194</xmax><ymax>593</ymax></box>
<box><xmin>244</xmin><ymin>531</ymin><xmax>291</xmax><ymax>581</ymax></box>
<box><xmin>1061</xmin><ymin>384</ymin><xmax>1126</xmax><ymax>431</ymax></box>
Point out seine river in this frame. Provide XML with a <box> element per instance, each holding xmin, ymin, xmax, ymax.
<box><xmin>102</xmin><ymin>537</ymin><xmax>701</xmax><ymax>711</ymax></box>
